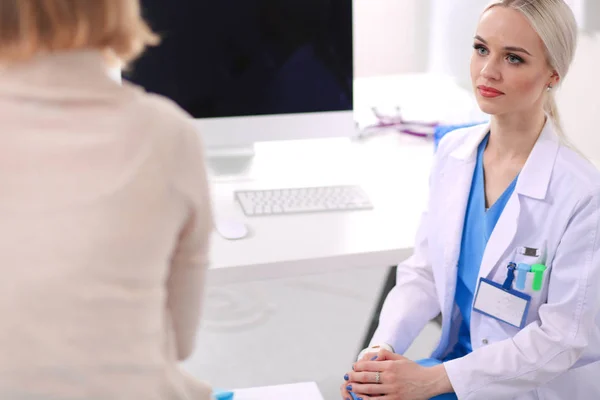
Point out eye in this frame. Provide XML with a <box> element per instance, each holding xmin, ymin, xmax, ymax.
<box><xmin>507</xmin><ymin>54</ymin><xmax>524</xmax><ymax>64</ymax></box>
<box><xmin>473</xmin><ymin>44</ymin><xmax>489</xmax><ymax>56</ymax></box>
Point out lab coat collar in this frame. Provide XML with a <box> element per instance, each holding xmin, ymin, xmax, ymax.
<box><xmin>449</xmin><ymin>117</ymin><xmax>560</xmax><ymax>201</ymax></box>
<box><xmin>515</xmin><ymin>119</ymin><xmax>560</xmax><ymax>200</ymax></box>
<box><xmin>449</xmin><ymin>123</ymin><xmax>490</xmax><ymax>162</ymax></box>
<box><xmin>479</xmin><ymin>118</ymin><xmax>559</xmax><ymax>283</ymax></box>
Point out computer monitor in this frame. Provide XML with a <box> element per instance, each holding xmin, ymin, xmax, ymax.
<box><xmin>125</xmin><ymin>0</ymin><xmax>355</xmax><ymax>175</ymax></box>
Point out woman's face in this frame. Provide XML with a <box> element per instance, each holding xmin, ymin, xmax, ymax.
<box><xmin>470</xmin><ymin>6</ymin><xmax>558</xmax><ymax>116</ymax></box>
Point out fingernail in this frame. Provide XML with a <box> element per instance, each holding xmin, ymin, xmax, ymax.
<box><xmin>370</xmin><ymin>355</ymin><xmax>378</xmax><ymax>360</ymax></box>
<box><xmin>344</xmin><ymin>374</ymin><xmax>349</xmax><ymax>381</ymax></box>
<box><xmin>351</xmin><ymin>364</ymin><xmax>355</xmax><ymax>371</ymax></box>
<box><xmin>346</xmin><ymin>385</ymin><xmax>352</xmax><ymax>391</ymax></box>
<box><xmin>358</xmin><ymin>397</ymin><xmax>363</xmax><ymax>400</ymax></box>
<box><xmin>346</xmin><ymin>398</ymin><xmax>351</xmax><ymax>400</ymax></box>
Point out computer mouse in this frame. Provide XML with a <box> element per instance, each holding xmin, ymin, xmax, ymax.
<box><xmin>216</xmin><ymin>219</ymin><xmax>249</xmax><ymax>240</ymax></box>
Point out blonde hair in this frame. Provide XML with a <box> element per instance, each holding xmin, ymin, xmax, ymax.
<box><xmin>484</xmin><ymin>0</ymin><xmax>578</xmax><ymax>137</ymax></box>
<box><xmin>0</xmin><ymin>0</ymin><xmax>159</xmax><ymax>64</ymax></box>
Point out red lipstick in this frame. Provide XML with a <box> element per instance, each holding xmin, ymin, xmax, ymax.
<box><xmin>477</xmin><ymin>85</ymin><xmax>505</xmax><ymax>98</ymax></box>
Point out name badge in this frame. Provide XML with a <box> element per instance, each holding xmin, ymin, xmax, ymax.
<box><xmin>472</xmin><ymin>277</ymin><xmax>531</xmax><ymax>328</ymax></box>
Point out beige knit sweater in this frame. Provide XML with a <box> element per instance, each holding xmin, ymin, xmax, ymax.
<box><xmin>0</xmin><ymin>50</ymin><xmax>213</xmax><ymax>400</ymax></box>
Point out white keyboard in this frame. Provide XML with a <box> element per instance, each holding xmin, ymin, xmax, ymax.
<box><xmin>234</xmin><ymin>185</ymin><xmax>373</xmax><ymax>216</ymax></box>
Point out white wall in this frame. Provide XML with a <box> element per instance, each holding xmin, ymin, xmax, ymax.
<box><xmin>557</xmin><ymin>32</ymin><xmax>600</xmax><ymax>166</ymax></box>
<box><xmin>353</xmin><ymin>0</ymin><xmax>430</xmax><ymax>77</ymax></box>
<box><xmin>427</xmin><ymin>0</ymin><xmax>490</xmax><ymax>89</ymax></box>
<box><xmin>566</xmin><ymin>0</ymin><xmax>600</xmax><ymax>32</ymax></box>
<box><xmin>354</xmin><ymin>0</ymin><xmax>600</xmax><ymax>81</ymax></box>
<box><xmin>583</xmin><ymin>0</ymin><xmax>600</xmax><ymax>32</ymax></box>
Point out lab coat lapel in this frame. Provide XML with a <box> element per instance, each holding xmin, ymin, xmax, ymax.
<box><xmin>478</xmin><ymin>119</ymin><xmax>560</xmax><ymax>279</ymax></box>
<box><xmin>478</xmin><ymin>191</ymin><xmax>521</xmax><ymax>279</ymax></box>
<box><xmin>438</xmin><ymin>125</ymin><xmax>489</xmax><ymax>310</ymax></box>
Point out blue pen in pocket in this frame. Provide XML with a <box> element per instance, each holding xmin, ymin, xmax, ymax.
<box><xmin>516</xmin><ymin>263</ymin><xmax>531</xmax><ymax>291</ymax></box>
<box><xmin>502</xmin><ymin>262</ymin><xmax>517</xmax><ymax>290</ymax></box>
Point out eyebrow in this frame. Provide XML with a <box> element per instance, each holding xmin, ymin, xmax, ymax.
<box><xmin>474</xmin><ymin>35</ymin><xmax>533</xmax><ymax>56</ymax></box>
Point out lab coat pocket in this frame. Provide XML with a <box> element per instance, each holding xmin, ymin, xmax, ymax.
<box><xmin>511</xmin><ymin>242</ymin><xmax>551</xmax><ymax>321</ymax></box>
<box><xmin>521</xmin><ymin>269</ymin><xmax>548</xmax><ymax>295</ymax></box>
<box><xmin>512</xmin><ymin>242</ymin><xmax>547</xmax><ymax>266</ymax></box>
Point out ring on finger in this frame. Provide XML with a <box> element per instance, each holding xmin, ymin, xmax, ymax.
<box><xmin>375</xmin><ymin>371</ymin><xmax>381</xmax><ymax>384</ymax></box>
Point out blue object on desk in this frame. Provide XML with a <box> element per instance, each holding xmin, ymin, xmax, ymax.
<box><xmin>214</xmin><ymin>390</ymin><xmax>234</xmax><ymax>400</ymax></box>
<box><xmin>434</xmin><ymin>122</ymin><xmax>484</xmax><ymax>151</ymax></box>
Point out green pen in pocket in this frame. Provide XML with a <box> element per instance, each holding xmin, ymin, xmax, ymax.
<box><xmin>531</xmin><ymin>264</ymin><xmax>547</xmax><ymax>291</ymax></box>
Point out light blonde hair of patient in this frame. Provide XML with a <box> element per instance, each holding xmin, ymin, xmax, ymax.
<box><xmin>0</xmin><ymin>0</ymin><xmax>159</xmax><ymax>64</ymax></box>
<box><xmin>484</xmin><ymin>0</ymin><xmax>578</xmax><ymax>137</ymax></box>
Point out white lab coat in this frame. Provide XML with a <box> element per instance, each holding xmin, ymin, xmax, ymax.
<box><xmin>371</xmin><ymin>119</ymin><xmax>600</xmax><ymax>399</ymax></box>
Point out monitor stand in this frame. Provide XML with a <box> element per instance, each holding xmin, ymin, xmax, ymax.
<box><xmin>206</xmin><ymin>146</ymin><xmax>256</xmax><ymax>182</ymax></box>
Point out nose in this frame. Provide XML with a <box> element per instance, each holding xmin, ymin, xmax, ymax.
<box><xmin>480</xmin><ymin>58</ymin><xmax>501</xmax><ymax>81</ymax></box>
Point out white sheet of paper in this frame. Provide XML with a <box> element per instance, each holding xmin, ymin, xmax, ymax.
<box><xmin>473</xmin><ymin>280</ymin><xmax>529</xmax><ymax>327</ymax></box>
<box><xmin>233</xmin><ymin>382</ymin><xmax>324</xmax><ymax>400</ymax></box>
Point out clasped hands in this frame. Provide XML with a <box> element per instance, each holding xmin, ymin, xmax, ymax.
<box><xmin>340</xmin><ymin>349</ymin><xmax>451</xmax><ymax>400</ymax></box>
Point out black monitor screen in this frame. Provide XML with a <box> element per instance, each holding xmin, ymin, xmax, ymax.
<box><xmin>125</xmin><ymin>0</ymin><xmax>354</xmax><ymax>119</ymax></box>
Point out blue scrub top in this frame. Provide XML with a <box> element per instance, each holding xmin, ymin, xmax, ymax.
<box><xmin>445</xmin><ymin>134</ymin><xmax>518</xmax><ymax>361</ymax></box>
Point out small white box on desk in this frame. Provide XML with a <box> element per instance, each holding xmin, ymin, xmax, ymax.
<box><xmin>233</xmin><ymin>382</ymin><xmax>324</xmax><ymax>400</ymax></box>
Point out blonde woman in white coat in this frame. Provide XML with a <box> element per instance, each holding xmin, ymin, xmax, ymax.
<box><xmin>342</xmin><ymin>1</ymin><xmax>600</xmax><ymax>399</ymax></box>
<box><xmin>0</xmin><ymin>1</ymin><xmax>213</xmax><ymax>399</ymax></box>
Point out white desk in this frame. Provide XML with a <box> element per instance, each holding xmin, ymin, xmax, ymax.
<box><xmin>233</xmin><ymin>382</ymin><xmax>323</xmax><ymax>400</ymax></box>
<box><xmin>207</xmin><ymin>74</ymin><xmax>482</xmax><ymax>285</ymax></box>
<box><xmin>208</xmin><ymin>133</ymin><xmax>434</xmax><ymax>284</ymax></box>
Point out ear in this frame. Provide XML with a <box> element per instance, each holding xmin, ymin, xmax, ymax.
<box><xmin>548</xmin><ymin>70</ymin><xmax>560</xmax><ymax>87</ymax></box>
